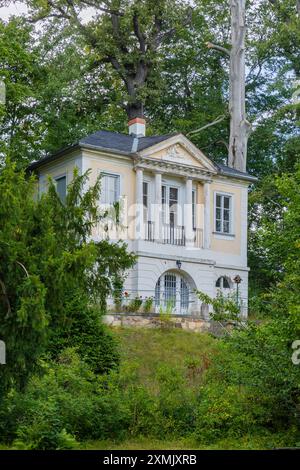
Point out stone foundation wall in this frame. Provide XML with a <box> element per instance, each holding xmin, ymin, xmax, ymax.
<box><xmin>103</xmin><ymin>313</ymin><xmax>234</xmax><ymax>336</ymax></box>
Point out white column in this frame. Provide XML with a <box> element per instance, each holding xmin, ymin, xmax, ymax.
<box><xmin>203</xmin><ymin>182</ymin><xmax>211</xmax><ymax>249</ymax></box>
<box><xmin>185</xmin><ymin>178</ymin><xmax>194</xmax><ymax>247</ymax></box>
<box><xmin>135</xmin><ymin>168</ymin><xmax>144</xmax><ymax>240</ymax></box>
<box><xmin>154</xmin><ymin>172</ymin><xmax>162</xmax><ymax>241</ymax></box>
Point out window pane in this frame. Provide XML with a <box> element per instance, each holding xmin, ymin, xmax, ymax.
<box><xmin>216</xmin><ymin>277</ymin><xmax>221</xmax><ymax>287</ymax></box>
<box><xmin>162</xmin><ymin>186</ymin><xmax>166</xmax><ymax>222</ymax></box>
<box><xmin>192</xmin><ymin>190</ymin><xmax>196</xmax><ymax>229</ymax></box>
<box><xmin>223</xmin><ymin>277</ymin><xmax>230</xmax><ymax>288</ymax></box>
<box><xmin>170</xmin><ymin>212</ymin><xmax>175</xmax><ymax>226</ymax></box>
<box><xmin>169</xmin><ymin>187</ymin><xmax>178</xmax><ymax>203</ymax></box>
<box><xmin>162</xmin><ymin>186</ymin><xmax>166</xmax><ymax>204</ymax></box>
<box><xmin>143</xmin><ymin>182</ymin><xmax>148</xmax><ymax>201</ymax></box>
<box><xmin>216</xmin><ymin>220</ymin><xmax>222</xmax><ymax>232</ymax></box>
<box><xmin>223</xmin><ymin>196</ymin><xmax>230</xmax><ymax>209</ymax></box>
<box><xmin>164</xmin><ymin>274</ymin><xmax>176</xmax><ymax>307</ymax></box>
<box><xmin>223</xmin><ymin>209</ymin><xmax>230</xmax><ymax>221</ymax></box>
<box><xmin>180</xmin><ymin>278</ymin><xmax>189</xmax><ymax>309</ymax></box>
<box><xmin>143</xmin><ymin>182</ymin><xmax>148</xmax><ymax>221</ymax></box>
<box><xmin>216</xmin><ymin>208</ymin><xmax>221</xmax><ymax>220</ymax></box>
<box><xmin>56</xmin><ymin>176</ymin><xmax>66</xmax><ymax>203</ymax></box>
<box><xmin>101</xmin><ymin>174</ymin><xmax>119</xmax><ymax>204</ymax></box>
<box><xmin>216</xmin><ymin>195</ymin><xmax>222</xmax><ymax>208</ymax></box>
<box><xmin>169</xmin><ymin>187</ymin><xmax>178</xmax><ymax>226</ymax></box>
<box><xmin>155</xmin><ymin>278</ymin><xmax>161</xmax><ymax>307</ymax></box>
<box><xmin>223</xmin><ymin>221</ymin><xmax>230</xmax><ymax>233</ymax></box>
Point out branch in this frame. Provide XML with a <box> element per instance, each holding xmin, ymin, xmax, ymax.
<box><xmin>133</xmin><ymin>12</ymin><xmax>146</xmax><ymax>54</ymax></box>
<box><xmin>187</xmin><ymin>115</ymin><xmax>227</xmax><ymax>137</ymax></box>
<box><xmin>80</xmin><ymin>1</ymin><xmax>124</xmax><ymax>16</ymax></box>
<box><xmin>206</xmin><ymin>42</ymin><xmax>231</xmax><ymax>56</ymax></box>
<box><xmin>16</xmin><ymin>261</ymin><xmax>29</xmax><ymax>278</ymax></box>
<box><xmin>111</xmin><ymin>12</ymin><xmax>129</xmax><ymax>54</ymax></box>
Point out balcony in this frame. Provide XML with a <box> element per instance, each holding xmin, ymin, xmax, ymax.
<box><xmin>144</xmin><ymin>221</ymin><xmax>203</xmax><ymax>248</ymax></box>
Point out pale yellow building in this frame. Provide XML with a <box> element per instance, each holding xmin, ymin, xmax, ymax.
<box><xmin>29</xmin><ymin>118</ymin><xmax>256</xmax><ymax>317</ymax></box>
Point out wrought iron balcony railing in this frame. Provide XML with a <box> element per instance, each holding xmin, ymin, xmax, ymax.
<box><xmin>144</xmin><ymin>222</ymin><xmax>203</xmax><ymax>248</ymax></box>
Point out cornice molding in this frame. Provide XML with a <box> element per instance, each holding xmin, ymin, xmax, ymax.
<box><xmin>133</xmin><ymin>156</ymin><xmax>214</xmax><ymax>181</ymax></box>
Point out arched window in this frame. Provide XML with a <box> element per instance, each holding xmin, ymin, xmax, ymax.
<box><xmin>155</xmin><ymin>272</ymin><xmax>191</xmax><ymax>314</ymax></box>
<box><xmin>216</xmin><ymin>276</ymin><xmax>231</xmax><ymax>289</ymax></box>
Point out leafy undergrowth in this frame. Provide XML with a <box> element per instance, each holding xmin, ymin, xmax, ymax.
<box><xmin>1</xmin><ymin>327</ymin><xmax>297</xmax><ymax>450</ymax></box>
<box><xmin>114</xmin><ymin>327</ymin><xmax>219</xmax><ymax>392</ymax></box>
<box><xmin>81</xmin><ymin>434</ymin><xmax>291</xmax><ymax>450</ymax></box>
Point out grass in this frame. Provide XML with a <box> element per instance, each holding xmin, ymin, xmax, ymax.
<box><xmin>80</xmin><ymin>435</ymin><xmax>286</xmax><ymax>450</ymax></box>
<box><xmin>114</xmin><ymin>327</ymin><xmax>219</xmax><ymax>392</ymax></box>
<box><xmin>0</xmin><ymin>327</ymin><xmax>290</xmax><ymax>451</ymax></box>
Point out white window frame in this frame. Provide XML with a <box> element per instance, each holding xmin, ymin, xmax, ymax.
<box><xmin>214</xmin><ymin>191</ymin><xmax>234</xmax><ymax>235</ymax></box>
<box><xmin>192</xmin><ymin>188</ymin><xmax>196</xmax><ymax>230</ymax></box>
<box><xmin>161</xmin><ymin>182</ymin><xmax>181</xmax><ymax>226</ymax></box>
<box><xmin>99</xmin><ymin>171</ymin><xmax>120</xmax><ymax>206</ymax></box>
<box><xmin>155</xmin><ymin>272</ymin><xmax>191</xmax><ymax>315</ymax></box>
<box><xmin>143</xmin><ymin>179</ymin><xmax>151</xmax><ymax>222</ymax></box>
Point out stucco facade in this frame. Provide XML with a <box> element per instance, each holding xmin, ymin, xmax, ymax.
<box><xmin>30</xmin><ymin>127</ymin><xmax>255</xmax><ymax>318</ymax></box>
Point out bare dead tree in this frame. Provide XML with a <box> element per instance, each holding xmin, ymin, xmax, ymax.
<box><xmin>228</xmin><ymin>0</ymin><xmax>251</xmax><ymax>172</ymax></box>
<box><xmin>207</xmin><ymin>0</ymin><xmax>251</xmax><ymax>172</ymax></box>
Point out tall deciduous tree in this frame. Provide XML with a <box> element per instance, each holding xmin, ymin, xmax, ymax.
<box><xmin>207</xmin><ymin>0</ymin><xmax>251</xmax><ymax>172</ymax></box>
<box><xmin>24</xmin><ymin>0</ymin><xmax>192</xmax><ymax>120</ymax></box>
<box><xmin>228</xmin><ymin>0</ymin><xmax>251</xmax><ymax>172</ymax></box>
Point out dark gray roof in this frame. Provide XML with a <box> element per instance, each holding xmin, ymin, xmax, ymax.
<box><xmin>216</xmin><ymin>162</ymin><xmax>257</xmax><ymax>182</ymax></box>
<box><xmin>28</xmin><ymin>130</ymin><xmax>176</xmax><ymax>170</ymax></box>
<box><xmin>28</xmin><ymin>129</ymin><xmax>257</xmax><ymax>182</ymax></box>
<box><xmin>79</xmin><ymin>130</ymin><xmax>176</xmax><ymax>154</ymax></box>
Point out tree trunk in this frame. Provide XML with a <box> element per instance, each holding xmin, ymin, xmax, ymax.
<box><xmin>228</xmin><ymin>0</ymin><xmax>251</xmax><ymax>172</ymax></box>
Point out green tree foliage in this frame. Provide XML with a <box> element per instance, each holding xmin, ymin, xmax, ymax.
<box><xmin>195</xmin><ymin>166</ymin><xmax>300</xmax><ymax>442</ymax></box>
<box><xmin>0</xmin><ymin>162</ymin><xmax>136</xmax><ymax>396</ymax></box>
<box><xmin>0</xmin><ymin>164</ymin><xmax>48</xmax><ymax>393</ymax></box>
<box><xmin>0</xmin><ymin>19</ymin><xmax>41</xmax><ymax>164</ymax></box>
<box><xmin>22</xmin><ymin>0</ymin><xmax>194</xmax><ymax>120</ymax></box>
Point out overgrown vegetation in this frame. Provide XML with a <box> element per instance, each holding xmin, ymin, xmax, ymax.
<box><xmin>0</xmin><ymin>0</ymin><xmax>299</xmax><ymax>451</ymax></box>
<box><xmin>1</xmin><ymin>325</ymin><xmax>299</xmax><ymax>450</ymax></box>
<box><xmin>0</xmin><ymin>162</ymin><xmax>135</xmax><ymax>398</ymax></box>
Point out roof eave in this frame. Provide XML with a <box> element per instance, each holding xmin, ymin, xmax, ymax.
<box><xmin>217</xmin><ymin>169</ymin><xmax>258</xmax><ymax>183</ymax></box>
<box><xmin>27</xmin><ymin>142</ymin><xmax>135</xmax><ymax>172</ymax></box>
<box><xmin>27</xmin><ymin>143</ymin><xmax>80</xmax><ymax>171</ymax></box>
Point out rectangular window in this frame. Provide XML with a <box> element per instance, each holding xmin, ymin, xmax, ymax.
<box><xmin>55</xmin><ymin>176</ymin><xmax>66</xmax><ymax>203</ymax></box>
<box><xmin>162</xmin><ymin>185</ymin><xmax>179</xmax><ymax>225</ymax></box>
<box><xmin>169</xmin><ymin>187</ymin><xmax>178</xmax><ymax>226</ymax></box>
<box><xmin>100</xmin><ymin>173</ymin><xmax>120</xmax><ymax>205</ymax></box>
<box><xmin>143</xmin><ymin>181</ymin><xmax>148</xmax><ymax>222</ymax></box>
<box><xmin>215</xmin><ymin>194</ymin><xmax>232</xmax><ymax>233</ymax></box>
<box><xmin>192</xmin><ymin>189</ymin><xmax>196</xmax><ymax>229</ymax></box>
<box><xmin>162</xmin><ymin>185</ymin><xmax>166</xmax><ymax>223</ymax></box>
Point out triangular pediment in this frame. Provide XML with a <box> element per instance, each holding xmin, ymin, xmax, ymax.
<box><xmin>137</xmin><ymin>134</ymin><xmax>217</xmax><ymax>174</ymax></box>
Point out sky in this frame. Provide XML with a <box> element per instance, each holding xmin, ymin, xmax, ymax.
<box><xmin>0</xmin><ymin>2</ymin><xmax>28</xmax><ymax>21</ymax></box>
<box><xmin>0</xmin><ymin>1</ymin><xmax>96</xmax><ymax>23</ymax></box>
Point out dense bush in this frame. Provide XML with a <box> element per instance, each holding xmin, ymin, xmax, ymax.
<box><xmin>1</xmin><ymin>349</ymin><xmax>131</xmax><ymax>449</ymax></box>
<box><xmin>0</xmin><ymin>347</ymin><xmax>200</xmax><ymax>448</ymax></box>
<box><xmin>0</xmin><ymin>163</ymin><xmax>135</xmax><ymax>396</ymax></box>
<box><xmin>1</xmin><ymin>327</ymin><xmax>299</xmax><ymax>449</ymax></box>
<box><xmin>106</xmin><ymin>360</ymin><xmax>198</xmax><ymax>439</ymax></box>
<box><xmin>48</xmin><ymin>291</ymin><xmax>119</xmax><ymax>374</ymax></box>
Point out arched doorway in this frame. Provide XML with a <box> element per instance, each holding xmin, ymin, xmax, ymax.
<box><xmin>154</xmin><ymin>270</ymin><xmax>195</xmax><ymax>315</ymax></box>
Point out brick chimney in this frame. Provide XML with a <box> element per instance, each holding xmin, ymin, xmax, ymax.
<box><xmin>128</xmin><ymin>117</ymin><xmax>146</xmax><ymax>137</ymax></box>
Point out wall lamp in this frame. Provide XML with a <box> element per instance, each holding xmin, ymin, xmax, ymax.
<box><xmin>176</xmin><ymin>260</ymin><xmax>182</xmax><ymax>270</ymax></box>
